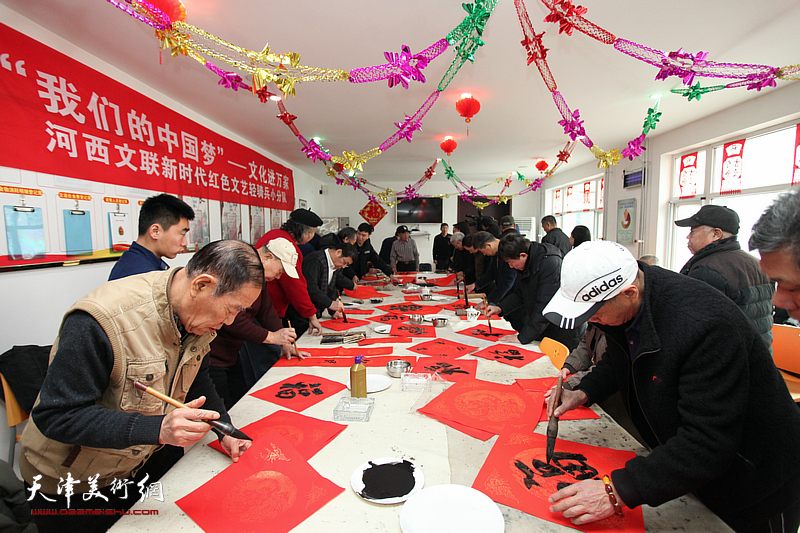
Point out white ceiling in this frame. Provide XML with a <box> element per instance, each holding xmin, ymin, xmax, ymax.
<box><xmin>3</xmin><ymin>0</ymin><xmax>799</xmax><ymax>190</ymax></box>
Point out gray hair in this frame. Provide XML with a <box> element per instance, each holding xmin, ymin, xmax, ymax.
<box><xmin>185</xmin><ymin>240</ymin><xmax>264</xmax><ymax>296</ymax></box>
<box><xmin>451</xmin><ymin>231</ymin><xmax>465</xmax><ymax>244</ymax></box>
<box><xmin>749</xmin><ymin>189</ymin><xmax>800</xmax><ymax>268</ymax></box>
<box><xmin>639</xmin><ymin>254</ymin><xmax>660</xmax><ymax>266</ymax></box>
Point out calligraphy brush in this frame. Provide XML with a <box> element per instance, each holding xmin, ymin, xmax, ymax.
<box><xmin>545</xmin><ymin>374</ymin><xmax>564</xmax><ymax>464</ymax></box>
<box><xmin>462</xmin><ymin>280</ymin><xmax>469</xmax><ymax>307</ymax></box>
<box><xmin>133</xmin><ymin>381</ymin><xmax>251</xmax><ymax>441</ymax></box>
<box><xmin>483</xmin><ymin>295</ymin><xmax>492</xmax><ymax>333</ymax></box>
<box><xmin>287</xmin><ymin>319</ymin><xmax>299</xmax><ymax>356</ymax></box>
<box><xmin>338</xmin><ymin>290</ymin><xmax>349</xmax><ymax>323</ymax></box>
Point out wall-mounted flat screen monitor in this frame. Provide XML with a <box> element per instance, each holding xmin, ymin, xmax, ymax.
<box><xmin>396</xmin><ymin>197</ymin><xmax>443</xmax><ymax>224</ymax></box>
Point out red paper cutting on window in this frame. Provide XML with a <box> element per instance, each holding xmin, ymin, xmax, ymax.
<box><xmin>178</xmin><ymin>431</ymin><xmax>344</xmax><ymax>533</ymax></box>
<box><xmin>472</xmin><ymin>430</ymin><xmax>644</xmax><ymax>533</ymax></box>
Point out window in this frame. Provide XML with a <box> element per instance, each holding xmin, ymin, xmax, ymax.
<box><xmin>545</xmin><ymin>175</ymin><xmax>604</xmax><ymax>243</ymax></box>
<box><xmin>668</xmin><ymin>122</ymin><xmax>797</xmax><ymax>270</ymax></box>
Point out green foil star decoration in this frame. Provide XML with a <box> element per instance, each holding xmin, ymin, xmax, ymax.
<box><xmin>671</xmin><ymin>83</ymin><xmax>724</xmax><ymax>102</ymax></box>
<box><xmin>642</xmin><ymin>106</ymin><xmax>662</xmax><ymax>135</ymax></box>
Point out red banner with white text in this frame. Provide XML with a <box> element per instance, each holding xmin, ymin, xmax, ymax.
<box><xmin>720</xmin><ymin>139</ymin><xmax>745</xmax><ymax>195</ymax></box>
<box><xmin>0</xmin><ymin>23</ymin><xmax>293</xmax><ymax>209</ymax></box>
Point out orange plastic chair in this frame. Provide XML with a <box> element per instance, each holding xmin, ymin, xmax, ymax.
<box><xmin>771</xmin><ymin>324</ymin><xmax>800</xmax><ymax>402</ymax></box>
<box><xmin>539</xmin><ymin>337</ymin><xmax>570</xmax><ymax>369</ymax></box>
<box><xmin>1</xmin><ymin>373</ymin><xmax>29</xmax><ymax>467</ymax></box>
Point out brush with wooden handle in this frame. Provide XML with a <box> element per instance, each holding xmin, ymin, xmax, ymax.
<box><xmin>133</xmin><ymin>381</ymin><xmax>251</xmax><ymax>441</ymax></box>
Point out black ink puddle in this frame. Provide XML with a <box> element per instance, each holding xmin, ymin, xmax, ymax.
<box><xmin>359</xmin><ymin>460</ymin><xmax>416</xmax><ymax>500</ymax></box>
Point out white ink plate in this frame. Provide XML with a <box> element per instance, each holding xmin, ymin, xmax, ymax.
<box><xmin>373</xmin><ymin>324</ymin><xmax>392</xmax><ymax>334</ymax></box>
<box><xmin>399</xmin><ymin>484</ymin><xmax>504</xmax><ymax>533</ymax></box>
<box><xmin>348</xmin><ymin>374</ymin><xmax>392</xmax><ymax>393</ymax></box>
<box><xmin>351</xmin><ymin>457</ymin><xmax>424</xmax><ymax>504</ymax></box>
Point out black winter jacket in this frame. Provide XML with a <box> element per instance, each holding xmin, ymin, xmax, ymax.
<box><xmin>679</xmin><ymin>237</ymin><xmax>774</xmax><ymax>348</ymax></box>
<box><xmin>580</xmin><ymin>263</ymin><xmax>800</xmax><ymax>531</ymax></box>
<box><xmin>498</xmin><ymin>242</ymin><xmax>581</xmax><ymax>348</ymax></box>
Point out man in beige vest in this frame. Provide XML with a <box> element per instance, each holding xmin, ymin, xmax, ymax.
<box><xmin>21</xmin><ymin>240</ymin><xmax>263</xmax><ymax>532</ymax></box>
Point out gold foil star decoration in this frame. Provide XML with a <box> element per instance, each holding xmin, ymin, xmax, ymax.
<box><xmin>591</xmin><ymin>146</ymin><xmax>622</xmax><ymax>169</ymax></box>
<box><xmin>496</xmin><ymin>195</ymin><xmax>510</xmax><ymax>204</ymax></box>
<box><xmin>473</xmin><ymin>201</ymin><xmax>490</xmax><ymax>209</ymax></box>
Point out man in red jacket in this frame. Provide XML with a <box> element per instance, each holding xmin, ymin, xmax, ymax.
<box><xmin>255</xmin><ymin>208</ymin><xmax>324</xmax><ymax>337</ymax></box>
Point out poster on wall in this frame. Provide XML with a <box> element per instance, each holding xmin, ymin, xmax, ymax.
<box><xmin>0</xmin><ymin>23</ymin><xmax>295</xmax><ymax>211</ymax></box>
<box><xmin>182</xmin><ymin>196</ymin><xmax>209</xmax><ymax>252</ymax></box>
<box><xmin>249</xmin><ymin>205</ymin><xmax>265</xmax><ymax>244</ymax></box>
<box><xmin>221</xmin><ymin>202</ymin><xmax>241</xmax><ymax>241</ymax></box>
<box><xmin>616</xmin><ymin>198</ymin><xmax>636</xmax><ymax>244</ymax></box>
<box><xmin>270</xmin><ymin>208</ymin><xmax>283</xmax><ymax>231</ymax></box>
<box><xmin>108</xmin><ymin>211</ymin><xmax>131</xmax><ymax>252</ymax></box>
<box><xmin>3</xmin><ymin>205</ymin><xmax>45</xmax><ymax>260</ymax></box>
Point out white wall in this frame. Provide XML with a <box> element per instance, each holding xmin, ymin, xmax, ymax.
<box><xmin>0</xmin><ymin>6</ymin><xmax>324</xmax><ymax>468</ymax></box>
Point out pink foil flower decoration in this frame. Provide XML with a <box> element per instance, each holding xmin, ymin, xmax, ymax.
<box><xmin>558</xmin><ymin>109</ymin><xmax>586</xmax><ymax>141</ymax></box>
<box><xmin>300</xmin><ymin>137</ymin><xmax>328</xmax><ymax>163</ymax></box>
<box><xmin>385</xmin><ymin>45</ymin><xmax>429</xmax><ymax>89</ymax></box>
<box><xmin>401</xmin><ymin>184</ymin><xmax>419</xmax><ymax>200</ymax></box>
<box><xmin>745</xmin><ymin>68</ymin><xmax>779</xmax><ymax>91</ymax></box>
<box><xmin>544</xmin><ymin>0</ymin><xmax>588</xmax><ymax>36</ymax></box>
<box><xmin>655</xmin><ymin>49</ymin><xmax>709</xmax><ymax>86</ymax></box>
<box><xmin>622</xmin><ymin>134</ymin><xmax>646</xmax><ymax>161</ymax></box>
<box><xmin>394</xmin><ymin>114</ymin><xmax>423</xmax><ymax>143</ymax></box>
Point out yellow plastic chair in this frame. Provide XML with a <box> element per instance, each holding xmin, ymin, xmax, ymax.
<box><xmin>539</xmin><ymin>337</ymin><xmax>570</xmax><ymax>370</ymax></box>
<box><xmin>1</xmin><ymin>373</ymin><xmax>29</xmax><ymax>467</ymax></box>
<box><xmin>771</xmin><ymin>324</ymin><xmax>800</xmax><ymax>402</ymax></box>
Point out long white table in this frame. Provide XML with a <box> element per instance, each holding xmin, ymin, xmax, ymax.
<box><xmin>111</xmin><ymin>281</ymin><xmax>730</xmax><ymax>532</ymax></box>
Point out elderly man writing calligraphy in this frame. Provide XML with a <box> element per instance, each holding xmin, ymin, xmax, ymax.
<box><xmin>21</xmin><ymin>240</ymin><xmax>263</xmax><ymax>533</ymax></box>
<box><xmin>542</xmin><ymin>241</ymin><xmax>800</xmax><ymax>533</ymax></box>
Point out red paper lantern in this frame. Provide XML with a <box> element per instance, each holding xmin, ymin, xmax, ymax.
<box><xmin>535</xmin><ymin>159</ymin><xmax>549</xmax><ymax>172</ymax></box>
<box><xmin>440</xmin><ymin>136</ymin><xmax>458</xmax><ymax>156</ymax></box>
<box><xmin>146</xmin><ymin>0</ymin><xmax>187</xmax><ymax>23</ymax></box>
<box><xmin>455</xmin><ymin>93</ymin><xmax>481</xmax><ymax>123</ymax></box>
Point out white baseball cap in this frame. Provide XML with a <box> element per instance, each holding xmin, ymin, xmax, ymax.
<box><xmin>263</xmin><ymin>237</ymin><xmax>299</xmax><ymax>278</ymax></box>
<box><xmin>543</xmin><ymin>241</ymin><xmax>639</xmax><ymax>329</ymax></box>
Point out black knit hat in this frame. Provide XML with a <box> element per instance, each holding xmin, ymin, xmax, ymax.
<box><xmin>289</xmin><ymin>208</ymin><xmax>323</xmax><ymax>227</ymax></box>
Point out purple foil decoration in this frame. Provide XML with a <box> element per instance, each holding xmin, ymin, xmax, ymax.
<box><xmin>621</xmin><ymin>134</ymin><xmax>646</xmax><ymax>161</ymax></box>
<box><xmin>393</xmin><ymin>114</ymin><xmax>423</xmax><ymax>143</ymax></box>
<box><xmin>206</xmin><ymin>62</ymin><xmax>248</xmax><ymax>91</ymax></box>
<box><xmin>384</xmin><ymin>45</ymin><xmax>430</xmax><ymax>89</ymax></box>
<box><xmin>655</xmin><ymin>49</ymin><xmax>709</xmax><ymax>86</ymax></box>
<box><xmin>744</xmin><ymin>68</ymin><xmax>779</xmax><ymax>91</ymax></box>
<box><xmin>401</xmin><ymin>184</ymin><xmax>420</xmax><ymax>200</ymax></box>
<box><xmin>106</xmin><ymin>0</ymin><xmax>171</xmax><ymax>30</ymax></box>
<box><xmin>299</xmin><ymin>136</ymin><xmax>330</xmax><ymax>163</ymax></box>
<box><xmin>558</xmin><ymin>109</ymin><xmax>586</xmax><ymax>141</ymax></box>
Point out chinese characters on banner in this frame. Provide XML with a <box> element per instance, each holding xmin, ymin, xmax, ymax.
<box><xmin>720</xmin><ymin>139</ymin><xmax>745</xmax><ymax>195</ymax></box>
<box><xmin>679</xmin><ymin>152</ymin><xmax>699</xmax><ymax>199</ymax></box>
<box><xmin>0</xmin><ymin>23</ymin><xmax>293</xmax><ymax>210</ymax></box>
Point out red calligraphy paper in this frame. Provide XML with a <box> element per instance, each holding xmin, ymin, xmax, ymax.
<box><xmin>390</xmin><ymin>323</ymin><xmax>437</xmax><ymax>338</ymax></box>
<box><xmin>437</xmin><ymin>300</ymin><xmax>479</xmax><ymax>312</ymax></box>
<box><xmin>273</xmin><ymin>354</ymin><xmax>411</xmax><ymax>368</ymax></box>
<box><xmin>404</xmin><ymin>295</ymin><xmax>422</xmax><ymax>301</ymax></box>
<box><xmin>472</xmin><ymin>430</ymin><xmax>644</xmax><ymax>533</ymax></box>
<box><xmin>435</xmin><ymin>288</ymin><xmax>460</xmax><ymax>296</ymax></box>
<box><xmin>471</xmin><ymin>344</ymin><xmax>545</xmax><ymax>368</ymax></box>
<box><xmin>250</xmin><ymin>373</ymin><xmax>345</xmax><ymax>411</ymax></box>
<box><xmin>339</xmin><ymin>308</ymin><xmax>375</xmax><ymax>315</ymax></box>
<box><xmin>515</xmin><ymin>377</ymin><xmax>557</xmax><ymax>392</ymax></box>
<box><xmin>410</xmin><ymin>357</ymin><xmax>477</xmax><ymax>383</ymax></box>
<box><xmin>367</xmin><ymin>313</ymin><xmax>410</xmax><ymax>324</ymax></box>
<box><xmin>512</xmin><ymin>378</ymin><xmax>601</xmax><ymax>420</ymax></box>
<box><xmin>678</xmin><ymin>152</ymin><xmax>699</xmax><ymax>199</ymax></box>
<box><xmin>423</xmin><ymin>412</ymin><xmax>495</xmax><ymax>441</ymax></box>
<box><xmin>456</xmin><ymin>324</ymin><xmax>516</xmax><ymax>341</ymax></box>
<box><xmin>407</xmin><ymin>338</ymin><xmax>476</xmax><ymax>357</ymax></box>
<box><xmin>430</xmin><ymin>273</ymin><xmax>457</xmax><ymax>286</ymax></box>
<box><xmin>178</xmin><ymin>431</ymin><xmax>344</xmax><ymax>533</ymax></box>
<box><xmin>720</xmin><ymin>139</ymin><xmax>745</xmax><ymax>194</ymax></box>
<box><xmin>537</xmin><ymin>403</ymin><xmax>600</xmax><ymax>422</ymax></box>
<box><xmin>417</xmin><ymin>379</ymin><xmax>544</xmax><ymax>435</ymax></box>
<box><xmin>394</xmin><ymin>275</ymin><xmax>417</xmax><ymax>283</ymax></box>
<box><xmin>358</xmin><ymin>337</ymin><xmax>413</xmax><ymax>346</ymax></box>
<box><xmin>208</xmin><ymin>410</ymin><xmax>346</xmax><ymax>460</ymax></box>
<box><xmin>343</xmin><ymin>286</ymin><xmax>391</xmax><ymax>299</ymax></box>
<box><xmin>319</xmin><ymin>318</ymin><xmax>370</xmax><ymax>331</ymax></box>
<box><xmin>375</xmin><ymin>303</ymin><xmax>442</xmax><ymax>315</ymax></box>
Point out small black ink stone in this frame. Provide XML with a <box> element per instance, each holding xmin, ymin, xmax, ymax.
<box><xmin>359</xmin><ymin>460</ymin><xmax>416</xmax><ymax>500</ymax></box>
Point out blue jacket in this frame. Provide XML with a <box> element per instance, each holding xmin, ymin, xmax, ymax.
<box><xmin>108</xmin><ymin>241</ymin><xmax>167</xmax><ymax>281</ymax></box>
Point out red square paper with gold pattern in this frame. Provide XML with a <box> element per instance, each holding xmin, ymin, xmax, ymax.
<box><xmin>178</xmin><ymin>430</ymin><xmax>344</xmax><ymax>533</ymax></box>
<box><xmin>471</xmin><ymin>343</ymin><xmax>545</xmax><ymax>368</ymax></box>
<box><xmin>472</xmin><ymin>429</ymin><xmax>644</xmax><ymax>533</ymax></box>
<box><xmin>359</xmin><ymin>201</ymin><xmax>387</xmax><ymax>226</ymax></box>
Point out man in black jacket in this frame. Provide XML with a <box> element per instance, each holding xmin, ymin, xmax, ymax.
<box><xmin>676</xmin><ymin>204</ymin><xmax>774</xmax><ymax>348</ymax></box>
<box><xmin>541</xmin><ymin>215</ymin><xmax>571</xmax><ymax>257</ymax></box>
<box><xmin>485</xmin><ymin>233</ymin><xmax>581</xmax><ymax>349</ymax></box>
<box><xmin>469</xmin><ymin>231</ymin><xmax>516</xmax><ymax>307</ymax></box>
<box><xmin>345</xmin><ymin>223</ymin><xmax>392</xmax><ymax>281</ymax></box>
<box><xmin>299</xmin><ymin>243</ymin><xmax>357</xmax><ymax>330</ymax></box>
<box><xmin>432</xmin><ymin>223</ymin><xmax>453</xmax><ymax>271</ymax></box>
<box><xmin>543</xmin><ymin>241</ymin><xmax>800</xmax><ymax>532</ymax></box>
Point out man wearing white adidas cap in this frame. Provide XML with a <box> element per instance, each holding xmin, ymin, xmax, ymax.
<box><xmin>542</xmin><ymin>240</ymin><xmax>800</xmax><ymax>532</ymax></box>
